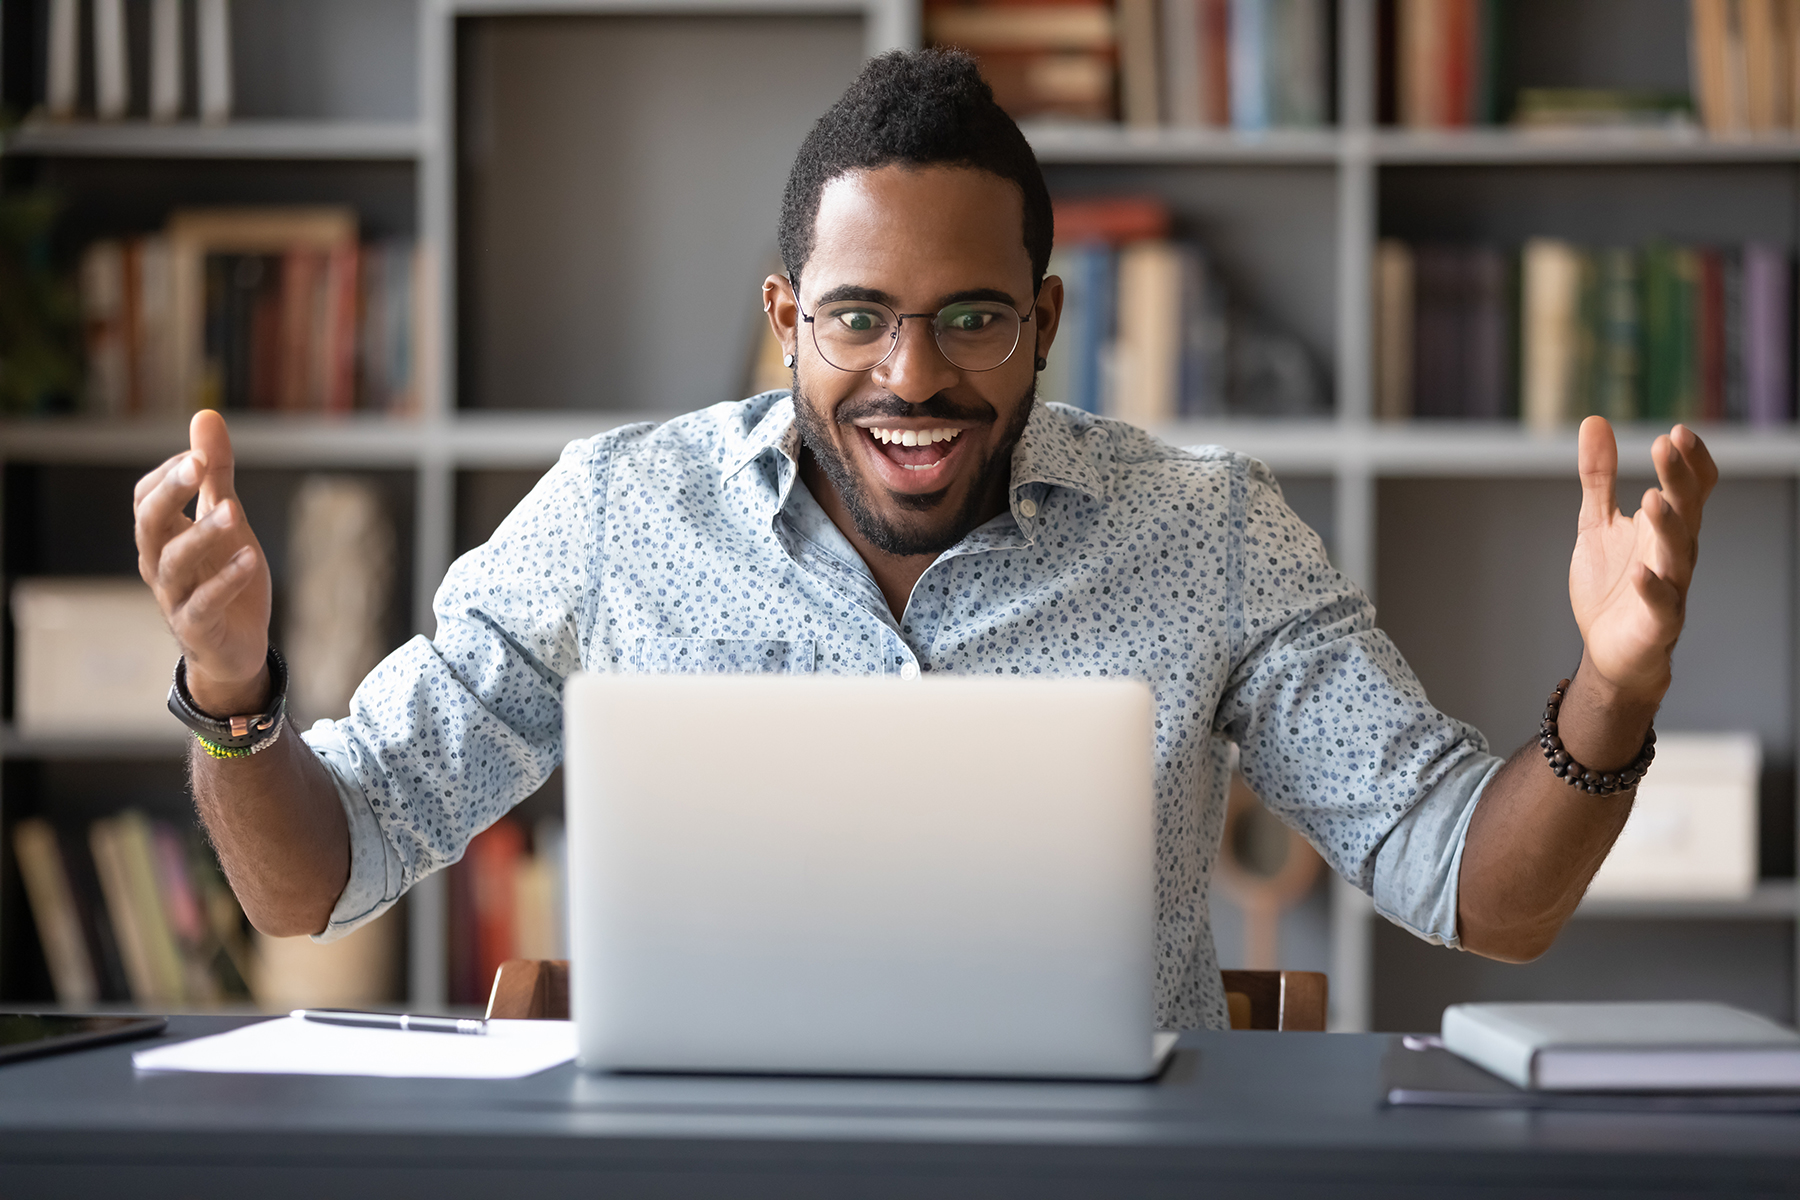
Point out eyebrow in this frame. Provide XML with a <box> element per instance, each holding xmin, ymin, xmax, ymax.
<box><xmin>809</xmin><ymin>284</ymin><xmax>1025</xmax><ymax>310</ymax></box>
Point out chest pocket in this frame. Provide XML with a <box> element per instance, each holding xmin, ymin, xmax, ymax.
<box><xmin>628</xmin><ymin>637</ymin><xmax>816</xmax><ymax>674</ymax></box>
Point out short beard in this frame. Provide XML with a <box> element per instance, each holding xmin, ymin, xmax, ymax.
<box><xmin>791</xmin><ymin>373</ymin><xmax>1036</xmax><ymax>558</ymax></box>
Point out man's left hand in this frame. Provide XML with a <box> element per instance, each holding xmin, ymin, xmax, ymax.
<box><xmin>1569</xmin><ymin>416</ymin><xmax>1718</xmax><ymax>702</ymax></box>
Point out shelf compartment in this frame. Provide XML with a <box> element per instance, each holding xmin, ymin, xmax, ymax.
<box><xmin>1026</xmin><ymin>125</ymin><xmax>1341</xmax><ymax>165</ymax></box>
<box><xmin>0</xmin><ymin>728</ymin><xmax>189</xmax><ymax>760</ymax></box>
<box><xmin>1372</xmin><ymin>129</ymin><xmax>1800</xmax><ymax>165</ymax></box>
<box><xmin>2</xmin><ymin>118</ymin><xmax>428</xmax><ymax>160</ymax></box>
<box><xmin>1574</xmin><ymin>881</ymin><xmax>1800</xmax><ymax>920</ymax></box>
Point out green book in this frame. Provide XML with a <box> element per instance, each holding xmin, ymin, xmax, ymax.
<box><xmin>1669</xmin><ymin>246</ymin><xmax>1701</xmax><ymax>422</ymax></box>
<box><xmin>1596</xmin><ymin>247</ymin><xmax>1640</xmax><ymax>423</ymax></box>
<box><xmin>1572</xmin><ymin>249</ymin><xmax>1602</xmax><ymax>418</ymax></box>
<box><xmin>1641</xmin><ymin>243</ymin><xmax>1678</xmax><ymax>421</ymax></box>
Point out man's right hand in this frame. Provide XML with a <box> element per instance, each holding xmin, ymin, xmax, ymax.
<box><xmin>135</xmin><ymin>409</ymin><xmax>273</xmax><ymax>717</ymax></box>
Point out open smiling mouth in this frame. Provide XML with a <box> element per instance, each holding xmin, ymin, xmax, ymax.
<box><xmin>864</xmin><ymin>425</ymin><xmax>963</xmax><ymax>471</ymax></box>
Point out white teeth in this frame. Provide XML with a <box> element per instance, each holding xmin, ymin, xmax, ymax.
<box><xmin>867</xmin><ymin>426</ymin><xmax>962</xmax><ymax>446</ymax></box>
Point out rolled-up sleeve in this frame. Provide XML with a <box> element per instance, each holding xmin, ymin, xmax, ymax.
<box><xmin>301</xmin><ymin>435</ymin><xmax>613</xmax><ymax>941</ymax></box>
<box><xmin>1211</xmin><ymin>459</ymin><xmax>1501</xmax><ymax>949</ymax></box>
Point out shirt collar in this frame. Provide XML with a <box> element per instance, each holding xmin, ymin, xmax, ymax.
<box><xmin>722</xmin><ymin>391</ymin><xmax>802</xmax><ymax>486</ymax></box>
<box><xmin>1007</xmin><ymin>401</ymin><xmax>1105</xmax><ymax>506</ymax></box>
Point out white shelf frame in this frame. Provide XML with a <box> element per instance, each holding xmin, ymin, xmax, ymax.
<box><xmin>2</xmin><ymin>0</ymin><xmax>1797</xmax><ymax>1024</ymax></box>
<box><xmin>1</xmin><ymin>117</ymin><xmax>428</xmax><ymax>160</ymax></box>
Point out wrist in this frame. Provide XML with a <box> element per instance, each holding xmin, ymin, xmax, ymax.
<box><xmin>187</xmin><ymin>662</ymin><xmax>273</xmax><ymax>719</ymax></box>
<box><xmin>1556</xmin><ymin>658</ymin><xmax>1661</xmax><ymax>776</ymax></box>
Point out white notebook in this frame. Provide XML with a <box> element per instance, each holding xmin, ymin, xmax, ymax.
<box><xmin>1442</xmin><ymin>1001</ymin><xmax>1800</xmax><ymax>1092</ymax></box>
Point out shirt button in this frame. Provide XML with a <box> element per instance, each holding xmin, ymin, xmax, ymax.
<box><xmin>900</xmin><ymin>662</ymin><xmax>919</xmax><ymax>680</ymax></box>
<box><xmin>1018</xmin><ymin>498</ymin><xmax>1038</xmax><ymax>518</ymax></box>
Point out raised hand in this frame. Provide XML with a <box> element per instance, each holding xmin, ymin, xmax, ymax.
<box><xmin>134</xmin><ymin>409</ymin><xmax>273</xmax><ymax>716</ymax></box>
<box><xmin>1568</xmin><ymin>416</ymin><xmax>1717</xmax><ymax>701</ymax></box>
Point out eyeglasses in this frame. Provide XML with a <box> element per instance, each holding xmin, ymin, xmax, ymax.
<box><xmin>796</xmin><ymin>289</ymin><xmax>1036</xmax><ymax>374</ymax></box>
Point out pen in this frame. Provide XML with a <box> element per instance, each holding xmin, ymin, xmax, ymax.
<box><xmin>294</xmin><ymin>1009</ymin><xmax>488</xmax><ymax>1036</ymax></box>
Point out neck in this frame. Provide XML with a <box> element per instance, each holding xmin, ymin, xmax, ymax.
<box><xmin>799</xmin><ymin>450</ymin><xmax>1007</xmax><ymax>621</ymax></box>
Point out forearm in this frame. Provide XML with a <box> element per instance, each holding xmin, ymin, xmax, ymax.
<box><xmin>189</xmin><ymin>722</ymin><xmax>350</xmax><ymax>938</ymax></box>
<box><xmin>1455</xmin><ymin>651</ymin><xmax>1658</xmax><ymax>961</ymax></box>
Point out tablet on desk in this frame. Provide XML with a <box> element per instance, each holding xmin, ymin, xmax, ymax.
<box><xmin>0</xmin><ymin>1014</ymin><xmax>167</xmax><ymax>1066</ymax></box>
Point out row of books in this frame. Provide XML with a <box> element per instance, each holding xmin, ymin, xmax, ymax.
<box><xmin>1386</xmin><ymin>0</ymin><xmax>1506</xmax><ymax>128</ymax></box>
<box><xmin>43</xmin><ymin>0</ymin><xmax>234</xmax><ymax>122</ymax></box>
<box><xmin>1692</xmin><ymin>0</ymin><xmax>1800</xmax><ymax>135</ymax></box>
<box><xmin>13</xmin><ymin>811</ymin><xmax>251</xmax><ymax>1007</ymax></box>
<box><xmin>79</xmin><ymin>207</ymin><xmax>425</xmax><ymax>417</ymax></box>
<box><xmin>1374</xmin><ymin>238</ymin><xmax>1797</xmax><ymax>428</ymax></box>
<box><xmin>446</xmin><ymin>815</ymin><xmax>568</xmax><ymax>1007</ymax></box>
<box><xmin>1039</xmin><ymin>196</ymin><xmax>1326</xmax><ymax>422</ymax></box>
<box><xmin>924</xmin><ymin>0</ymin><xmax>1330</xmax><ymax>129</ymax></box>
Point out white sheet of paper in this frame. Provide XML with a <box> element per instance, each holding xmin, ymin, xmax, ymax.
<box><xmin>132</xmin><ymin>1016</ymin><xmax>577</xmax><ymax>1079</ymax></box>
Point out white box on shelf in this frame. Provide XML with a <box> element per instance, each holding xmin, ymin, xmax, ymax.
<box><xmin>9</xmin><ymin>579</ymin><xmax>180</xmax><ymax>735</ymax></box>
<box><xmin>1585</xmin><ymin>732</ymin><xmax>1762</xmax><ymax>901</ymax></box>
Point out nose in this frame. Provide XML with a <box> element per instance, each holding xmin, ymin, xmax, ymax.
<box><xmin>871</xmin><ymin>316</ymin><xmax>959</xmax><ymax>404</ymax></box>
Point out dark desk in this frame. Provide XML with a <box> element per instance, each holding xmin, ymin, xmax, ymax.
<box><xmin>0</xmin><ymin>1016</ymin><xmax>1796</xmax><ymax>1199</ymax></box>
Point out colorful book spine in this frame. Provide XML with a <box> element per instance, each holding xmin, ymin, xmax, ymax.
<box><xmin>1522</xmin><ymin>238</ymin><xmax>1581</xmax><ymax>432</ymax></box>
<box><xmin>1743</xmin><ymin>241</ymin><xmax>1793</xmax><ymax>426</ymax></box>
<box><xmin>1229</xmin><ymin>0</ymin><xmax>1269</xmax><ymax>130</ymax></box>
<box><xmin>1375</xmin><ymin>239</ymin><xmax>1415</xmax><ymax>421</ymax></box>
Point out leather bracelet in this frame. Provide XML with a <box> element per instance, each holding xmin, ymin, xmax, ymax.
<box><xmin>1538</xmin><ymin>677</ymin><xmax>1655</xmax><ymax>795</ymax></box>
<box><xmin>167</xmin><ymin>646</ymin><xmax>289</xmax><ymax>751</ymax></box>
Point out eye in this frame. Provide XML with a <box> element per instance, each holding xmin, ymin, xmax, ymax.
<box><xmin>833</xmin><ymin>309</ymin><xmax>883</xmax><ymax>333</ymax></box>
<box><xmin>940</xmin><ymin>306</ymin><xmax>997</xmax><ymax>333</ymax></box>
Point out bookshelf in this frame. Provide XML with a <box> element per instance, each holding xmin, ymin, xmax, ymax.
<box><xmin>1</xmin><ymin>0</ymin><xmax>1797</xmax><ymax>1029</ymax></box>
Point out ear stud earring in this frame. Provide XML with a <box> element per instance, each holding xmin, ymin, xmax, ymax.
<box><xmin>783</xmin><ymin>353</ymin><xmax>797</xmax><ymax>369</ymax></box>
<box><xmin>1035</xmin><ymin>356</ymin><xmax>1048</xmax><ymax>371</ymax></box>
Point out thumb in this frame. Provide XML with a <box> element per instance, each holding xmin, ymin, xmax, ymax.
<box><xmin>189</xmin><ymin>409</ymin><xmax>238</xmax><ymax>517</ymax></box>
<box><xmin>1576</xmin><ymin>415</ymin><xmax>1618</xmax><ymax>531</ymax></box>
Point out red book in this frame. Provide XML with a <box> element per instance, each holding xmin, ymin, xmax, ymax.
<box><xmin>1441</xmin><ymin>0</ymin><xmax>1475</xmax><ymax>127</ymax></box>
<box><xmin>1053</xmin><ymin>195</ymin><xmax>1171</xmax><ymax>245</ymax></box>
<box><xmin>467</xmin><ymin>818</ymin><xmax>527</xmax><ymax>1007</ymax></box>
<box><xmin>1201</xmin><ymin>0</ymin><xmax>1231</xmax><ymax>126</ymax></box>
<box><xmin>279</xmin><ymin>248</ymin><xmax>316</xmax><ymax>412</ymax></box>
<box><xmin>1696</xmin><ymin>248</ymin><xmax>1726</xmax><ymax>422</ymax></box>
<box><xmin>324</xmin><ymin>243</ymin><xmax>360</xmax><ymax>413</ymax></box>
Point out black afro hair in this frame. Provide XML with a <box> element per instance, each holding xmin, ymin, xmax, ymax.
<box><xmin>777</xmin><ymin>48</ymin><xmax>1053</xmax><ymax>295</ymax></box>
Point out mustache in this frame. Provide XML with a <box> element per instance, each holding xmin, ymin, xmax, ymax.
<box><xmin>833</xmin><ymin>391</ymin><xmax>994</xmax><ymax>426</ymax></box>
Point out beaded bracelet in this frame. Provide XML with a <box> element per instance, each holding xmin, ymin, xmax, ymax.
<box><xmin>195</xmin><ymin>718</ymin><xmax>284</xmax><ymax>760</ymax></box>
<box><xmin>1538</xmin><ymin>678</ymin><xmax>1655</xmax><ymax>795</ymax></box>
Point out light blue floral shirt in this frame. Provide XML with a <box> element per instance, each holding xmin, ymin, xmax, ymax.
<box><xmin>304</xmin><ymin>393</ymin><xmax>1501</xmax><ymax>1030</ymax></box>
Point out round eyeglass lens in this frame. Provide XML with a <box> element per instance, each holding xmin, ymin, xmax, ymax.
<box><xmin>932</xmin><ymin>302</ymin><xmax>1023</xmax><ymax>371</ymax></box>
<box><xmin>810</xmin><ymin>300</ymin><xmax>1024</xmax><ymax>373</ymax></box>
<box><xmin>811</xmin><ymin>301</ymin><xmax>897</xmax><ymax>372</ymax></box>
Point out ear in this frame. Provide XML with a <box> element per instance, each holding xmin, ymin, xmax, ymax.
<box><xmin>1033</xmin><ymin>274</ymin><xmax>1065</xmax><ymax>363</ymax></box>
<box><xmin>763</xmin><ymin>274</ymin><xmax>799</xmax><ymax>360</ymax></box>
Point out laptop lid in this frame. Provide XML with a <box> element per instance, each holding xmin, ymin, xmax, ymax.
<box><xmin>563</xmin><ymin>672</ymin><xmax>1159</xmax><ymax>1079</ymax></box>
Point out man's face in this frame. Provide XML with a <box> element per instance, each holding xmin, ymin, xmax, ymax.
<box><xmin>772</xmin><ymin>165</ymin><xmax>1061</xmax><ymax>558</ymax></box>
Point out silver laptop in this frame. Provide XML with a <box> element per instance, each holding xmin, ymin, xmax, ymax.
<box><xmin>563</xmin><ymin>672</ymin><xmax>1175</xmax><ymax>1079</ymax></box>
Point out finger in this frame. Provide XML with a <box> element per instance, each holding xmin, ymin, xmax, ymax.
<box><xmin>133</xmin><ymin>452</ymin><xmax>204</xmax><ymax>578</ymax></box>
<box><xmin>1636</xmin><ymin>487</ymin><xmax>1695</xmax><ymax>591</ymax></box>
<box><xmin>189</xmin><ymin>409</ymin><xmax>238</xmax><ymax>517</ymax></box>
<box><xmin>1658</xmin><ymin>424</ymin><xmax>1719</xmax><ymax>530</ymax></box>
<box><xmin>1629</xmin><ymin>561</ymin><xmax>1684</xmax><ymax>646</ymax></box>
<box><xmin>133</xmin><ymin>451</ymin><xmax>191</xmax><ymax>507</ymax></box>
<box><xmin>1577</xmin><ymin>415</ymin><xmax>1619</xmax><ymax>530</ymax></box>
<box><xmin>169</xmin><ymin>547</ymin><xmax>260</xmax><ymax>648</ymax></box>
<box><xmin>156</xmin><ymin>500</ymin><xmax>253</xmax><ymax>610</ymax></box>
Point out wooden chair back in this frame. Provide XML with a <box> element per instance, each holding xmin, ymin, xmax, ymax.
<box><xmin>489</xmin><ymin>959</ymin><xmax>1329</xmax><ymax>1032</ymax></box>
<box><xmin>1221</xmin><ymin>969</ymin><xmax>1328</xmax><ymax>1031</ymax></box>
<box><xmin>487</xmin><ymin>958</ymin><xmax>569</xmax><ymax>1020</ymax></box>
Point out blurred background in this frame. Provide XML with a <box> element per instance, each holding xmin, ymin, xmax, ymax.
<box><xmin>0</xmin><ymin>0</ymin><xmax>1793</xmax><ymax>1030</ymax></box>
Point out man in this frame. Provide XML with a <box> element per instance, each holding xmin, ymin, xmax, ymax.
<box><xmin>134</xmin><ymin>50</ymin><xmax>1714</xmax><ymax>1031</ymax></box>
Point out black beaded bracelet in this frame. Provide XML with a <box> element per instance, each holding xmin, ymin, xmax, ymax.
<box><xmin>1538</xmin><ymin>677</ymin><xmax>1656</xmax><ymax>796</ymax></box>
